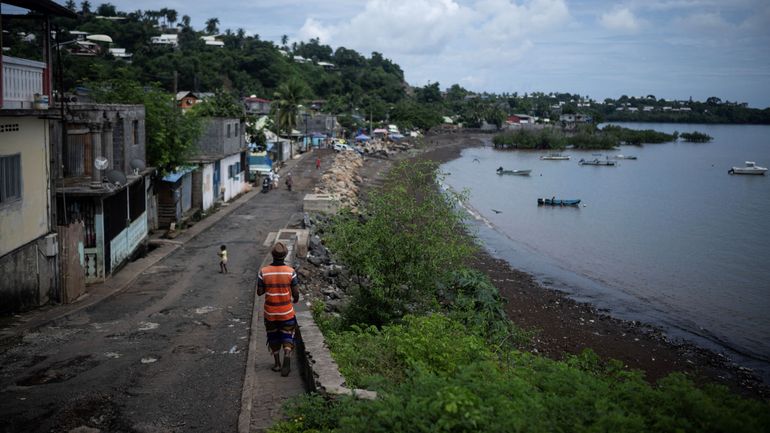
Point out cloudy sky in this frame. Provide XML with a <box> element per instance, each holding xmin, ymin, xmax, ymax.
<box><xmin>100</xmin><ymin>0</ymin><xmax>770</xmax><ymax>107</ymax></box>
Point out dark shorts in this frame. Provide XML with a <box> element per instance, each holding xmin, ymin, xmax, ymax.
<box><xmin>265</xmin><ymin>317</ymin><xmax>297</xmax><ymax>353</ymax></box>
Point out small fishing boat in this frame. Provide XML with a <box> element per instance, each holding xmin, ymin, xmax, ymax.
<box><xmin>538</xmin><ymin>198</ymin><xmax>581</xmax><ymax>206</ymax></box>
<box><xmin>615</xmin><ymin>154</ymin><xmax>637</xmax><ymax>160</ymax></box>
<box><xmin>496</xmin><ymin>167</ymin><xmax>531</xmax><ymax>176</ymax></box>
<box><xmin>728</xmin><ymin>161</ymin><xmax>767</xmax><ymax>175</ymax></box>
<box><xmin>579</xmin><ymin>158</ymin><xmax>616</xmax><ymax>166</ymax></box>
<box><xmin>540</xmin><ymin>153</ymin><xmax>570</xmax><ymax>160</ymax></box>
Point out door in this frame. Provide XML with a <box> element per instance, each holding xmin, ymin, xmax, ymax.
<box><xmin>213</xmin><ymin>161</ymin><xmax>221</xmax><ymax>200</ymax></box>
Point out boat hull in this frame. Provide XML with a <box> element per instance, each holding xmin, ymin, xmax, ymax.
<box><xmin>579</xmin><ymin>158</ymin><xmax>616</xmax><ymax>166</ymax></box>
<box><xmin>537</xmin><ymin>198</ymin><xmax>581</xmax><ymax>206</ymax></box>
<box><xmin>729</xmin><ymin>168</ymin><xmax>767</xmax><ymax>175</ymax></box>
<box><xmin>497</xmin><ymin>169</ymin><xmax>531</xmax><ymax>175</ymax></box>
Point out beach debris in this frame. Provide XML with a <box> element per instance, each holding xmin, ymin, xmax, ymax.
<box><xmin>137</xmin><ymin>321</ymin><xmax>159</xmax><ymax>331</ymax></box>
<box><xmin>194</xmin><ymin>306</ymin><xmax>217</xmax><ymax>315</ymax></box>
<box><xmin>104</xmin><ymin>352</ymin><xmax>121</xmax><ymax>359</ymax></box>
<box><xmin>140</xmin><ymin>357</ymin><xmax>158</xmax><ymax>364</ymax></box>
<box><xmin>491</xmin><ymin>209</ymin><xmax>502</xmax><ymax>214</ymax></box>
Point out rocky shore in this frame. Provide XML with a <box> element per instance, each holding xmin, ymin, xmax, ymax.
<box><xmin>300</xmin><ymin>133</ymin><xmax>767</xmax><ymax>399</ymax></box>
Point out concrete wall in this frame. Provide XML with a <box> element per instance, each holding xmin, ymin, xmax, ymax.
<box><xmin>0</xmin><ymin>116</ymin><xmax>51</xmax><ymax>257</ymax></box>
<box><xmin>0</xmin><ymin>235</ymin><xmax>57</xmax><ymax>313</ymax></box>
<box><xmin>194</xmin><ymin>118</ymin><xmax>244</xmax><ymax>157</ymax></box>
<box><xmin>201</xmin><ymin>163</ymin><xmax>215</xmax><ymax>210</ymax></box>
<box><xmin>61</xmin><ymin>104</ymin><xmax>146</xmax><ymax>177</ymax></box>
<box><xmin>220</xmin><ymin>153</ymin><xmax>246</xmax><ymax>202</ymax></box>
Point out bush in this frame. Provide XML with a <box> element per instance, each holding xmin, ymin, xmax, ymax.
<box><xmin>325</xmin><ymin>160</ymin><xmax>476</xmax><ymax>327</ymax></box>
<box><xmin>273</xmin><ymin>322</ymin><xmax>770</xmax><ymax>433</ymax></box>
<box><xmin>680</xmin><ymin>131</ymin><xmax>713</xmax><ymax>142</ymax></box>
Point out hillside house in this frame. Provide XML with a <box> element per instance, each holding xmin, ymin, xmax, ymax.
<box><xmin>244</xmin><ymin>96</ymin><xmax>271</xmax><ymax>115</ymax></box>
<box><xmin>186</xmin><ymin>118</ymin><xmax>248</xmax><ymax>214</ymax></box>
<box><xmin>0</xmin><ymin>0</ymin><xmax>76</xmax><ymax>312</ymax></box>
<box><xmin>55</xmin><ymin>104</ymin><xmax>152</xmax><ymax>285</ymax></box>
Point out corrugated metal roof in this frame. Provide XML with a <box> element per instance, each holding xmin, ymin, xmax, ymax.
<box><xmin>162</xmin><ymin>166</ymin><xmax>196</xmax><ymax>183</ymax></box>
<box><xmin>2</xmin><ymin>0</ymin><xmax>77</xmax><ymax>18</ymax></box>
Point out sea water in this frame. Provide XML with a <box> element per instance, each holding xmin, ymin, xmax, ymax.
<box><xmin>440</xmin><ymin>123</ymin><xmax>770</xmax><ymax>380</ymax></box>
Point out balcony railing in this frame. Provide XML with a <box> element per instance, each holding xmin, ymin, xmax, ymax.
<box><xmin>1</xmin><ymin>55</ymin><xmax>47</xmax><ymax>110</ymax></box>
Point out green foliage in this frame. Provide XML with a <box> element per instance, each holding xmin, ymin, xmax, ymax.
<box><xmin>273</xmin><ymin>77</ymin><xmax>310</xmax><ymax>136</ymax></box>
<box><xmin>492</xmin><ymin>128</ymin><xmax>568</xmax><ymax>149</ymax></box>
<box><xmin>601</xmin><ymin>125</ymin><xmax>677</xmax><ymax>144</ymax></box>
<box><xmin>189</xmin><ymin>89</ymin><xmax>244</xmax><ymax>118</ymax></box>
<box><xmin>679</xmin><ymin>131</ymin><xmax>713</xmax><ymax>142</ymax></box>
<box><xmin>89</xmin><ymin>79</ymin><xmax>203</xmax><ymax>172</ymax></box>
<box><xmin>325</xmin><ymin>160</ymin><xmax>476</xmax><ymax>326</ymax></box>
<box><xmin>272</xmin><ymin>316</ymin><xmax>770</xmax><ymax>433</ymax></box>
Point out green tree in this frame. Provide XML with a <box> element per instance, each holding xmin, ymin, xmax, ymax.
<box><xmin>65</xmin><ymin>0</ymin><xmax>76</xmax><ymax>11</ymax></box>
<box><xmin>190</xmin><ymin>89</ymin><xmax>243</xmax><ymax>118</ymax></box>
<box><xmin>205</xmin><ymin>17</ymin><xmax>219</xmax><ymax>34</ymax></box>
<box><xmin>80</xmin><ymin>1</ymin><xmax>92</xmax><ymax>15</ymax></box>
<box><xmin>96</xmin><ymin>3</ymin><xmax>116</xmax><ymax>16</ymax></box>
<box><xmin>272</xmin><ymin>77</ymin><xmax>309</xmax><ymax>137</ymax></box>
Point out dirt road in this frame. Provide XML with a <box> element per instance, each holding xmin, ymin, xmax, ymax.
<box><xmin>0</xmin><ymin>150</ymin><xmax>334</xmax><ymax>433</ymax></box>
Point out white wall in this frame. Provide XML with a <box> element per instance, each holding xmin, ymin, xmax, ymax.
<box><xmin>202</xmin><ymin>162</ymin><xmax>215</xmax><ymax>211</ymax></box>
<box><xmin>221</xmin><ymin>153</ymin><xmax>246</xmax><ymax>202</ymax></box>
<box><xmin>0</xmin><ymin>117</ymin><xmax>50</xmax><ymax>257</ymax></box>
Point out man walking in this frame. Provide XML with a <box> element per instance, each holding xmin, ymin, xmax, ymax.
<box><xmin>257</xmin><ymin>242</ymin><xmax>300</xmax><ymax>376</ymax></box>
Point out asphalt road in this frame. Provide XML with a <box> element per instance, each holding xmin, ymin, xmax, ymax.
<box><xmin>0</xmin><ymin>151</ymin><xmax>331</xmax><ymax>433</ymax></box>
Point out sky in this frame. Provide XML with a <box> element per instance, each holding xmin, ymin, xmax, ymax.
<box><xmin>85</xmin><ymin>0</ymin><xmax>770</xmax><ymax>107</ymax></box>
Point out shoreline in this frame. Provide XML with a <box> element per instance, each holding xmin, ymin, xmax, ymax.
<box><xmin>411</xmin><ymin>132</ymin><xmax>767</xmax><ymax>397</ymax></box>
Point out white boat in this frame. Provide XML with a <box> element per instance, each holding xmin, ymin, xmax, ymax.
<box><xmin>540</xmin><ymin>153</ymin><xmax>570</xmax><ymax>160</ymax></box>
<box><xmin>496</xmin><ymin>167</ymin><xmax>531</xmax><ymax>175</ymax></box>
<box><xmin>729</xmin><ymin>161</ymin><xmax>767</xmax><ymax>175</ymax></box>
<box><xmin>615</xmin><ymin>154</ymin><xmax>637</xmax><ymax>160</ymax></box>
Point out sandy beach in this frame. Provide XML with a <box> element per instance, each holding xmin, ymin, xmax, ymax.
<box><xmin>349</xmin><ymin>131</ymin><xmax>767</xmax><ymax>398</ymax></box>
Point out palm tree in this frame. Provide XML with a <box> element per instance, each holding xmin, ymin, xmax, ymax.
<box><xmin>281</xmin><ymin>34</ymin><xmax>288</xmax><ymax>49</ymax></box>
<box><xmin>65</xmin><ymin>0</ymin><xmax>76</xmax><ymax>11</ymax></box>
<box><xmin>273</xmin><ymin>78</ymin><xmax>309</xmax><ymax>138</ymax></box>
<box><xmin>180</xmin><ymin>15</ymin><xmax>191</xmax><ymax>29</ymax></box>
<box><xmin>205</xmin><ymin>17</ymin><xmax>219</xmax><ymax>35</ymax></box>
<box><xmin>80</xmin><ymin>0</ymin><xmax>91</xmax><ymax>15</ymax></box>
<box><xmin>166</xmin><ymin>9</ymin><xmax>178</xmax><ymax>28</ymax></box>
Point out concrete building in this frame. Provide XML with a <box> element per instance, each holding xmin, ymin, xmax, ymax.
<box><xmin>55</xmin><ymin>104</ymin><xmax>152</xmax><ymax>285</ymax></box>
<box><xmin>0</xmin><ymin>0</ymin><xmax>77</xmax><ymax>312</ymax></box>
<box><xmin>188</xmin><ymin>117</ymin><xmax>248</xmax><ymax>214</ymax></box>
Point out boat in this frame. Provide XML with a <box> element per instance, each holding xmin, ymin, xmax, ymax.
<box><xmin>579</xmin><ymin>158</ymin><xmax>616</xmax><ymax>166</ymax></box>
<box><xmin>728</xmin><ymin>161</ymin><xmax>767</xmax><ymax>175</ymax></box>
<box><xmin>496</xmin><ymin>167</ymin><xmax>531</xmax><ymax>176</ymax></box>
<box><xmin>540</xmin><ymin>153</ymin><xmax>570</xmax><ymax>160</ymax></box>
<box><xmin>615</xmin><ymin>154</ymin><xmax>637</xmax><ymax>160</ymax></box>
<box><xmin>537</xmin><ymin>198</ymin><xmax>581</xmax><ymax>206</ymax></box>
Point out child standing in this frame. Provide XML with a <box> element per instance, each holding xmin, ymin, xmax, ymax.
<box><xmin>218</xmin><ymin>245</ymin><xmax>228</xmax><ymax>273</ymax></box>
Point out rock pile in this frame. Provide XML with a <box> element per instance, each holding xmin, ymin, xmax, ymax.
<box><xmin>314</xmin><ymin>151</ymin><xmax>364</xmax><ymax>210</ymax></box>
<box><xmin>361</xmin><ymin>139</ymin><xmax>412</xmax><ymax>158</ymax></box>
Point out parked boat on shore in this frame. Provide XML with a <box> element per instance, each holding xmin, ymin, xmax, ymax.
<box><xmin>728</xmin><ymin>161</ymin><xmax>767</xmax><ymax>175</ymax></box>
<box><xmin>579</xmin><ymin>158</ymin><xmax>616</xmax><ymax>166</ymax></box>
<box><xmin>540</xmin><ymin>153</ymin><xmax>570</xmax><ymax>160</ymax></box>
<box><xmin>496</xmin><ymin>167</ymin><xmax>531</xmax><ymax>176</ymax></box>
<box><xmin>537</xmin><ymin>198</ymin><xmax>581</xmax><ymax>206</ymax></box>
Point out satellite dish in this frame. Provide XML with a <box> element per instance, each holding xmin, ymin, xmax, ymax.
<box><xmin>130</xmin><ymin>159</ymin><xmax>146</xmax><ymax>174</ymax></box>
<box><xmin>94</xmin><ymin>156</ymin><xmax>109</xmax><ymax>170</ymax></box>
<box><xmin>105</xmin><ymin>170</ymin><xmax>127</xmax><ymax>186</ymax></box>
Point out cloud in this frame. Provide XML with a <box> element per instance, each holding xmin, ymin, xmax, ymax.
<box><xmin>600</xmin><ymin>8</ymin><xmax>642</xmax><ymax>32</ymax></box>
<box><xmin>673</xmin><ymin>12</ymin><xmax>732</xmax><ymax>33</ymax></box>
<box><xmin>299</xmin><ymin>0</ymin><xmax>472</xmax><ymax>55</ymax></box>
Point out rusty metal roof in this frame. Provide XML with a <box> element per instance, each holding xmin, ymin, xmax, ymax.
<box><xmin>1</xmin><ymin>0</ymin><xmax>77</xmax><ymax>18</ymax></box>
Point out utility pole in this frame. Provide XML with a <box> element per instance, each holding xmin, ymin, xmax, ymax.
<box><xmin>172</xmin><ymin>70</ymin><xmax>178</xmax><ymax>111</ymax></box>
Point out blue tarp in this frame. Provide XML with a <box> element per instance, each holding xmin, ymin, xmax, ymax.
<box><xmin>162</xmin><ymin>166</ymin><xmax>196</xmax><ymax>183</ymax></box>
<box><xmin>355</xmin><ymin>134</ymin><xmax>371</xmax><ymax>141</ymax></box>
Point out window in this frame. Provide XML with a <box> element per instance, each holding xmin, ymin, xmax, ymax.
<box><xmin>0</xmin><ymin>154</ymin><xmax>22</xmax><ymax>204</ymax></box>
<box><xmin>227</xmin><ymin>124</ymin><xmax>231</xmax><ymax>138</ymax></box>
<box><xmin>235</xmin><ymin>123</ymin><xmax>239</xmax><ymax>137</ymax></box>
<box><xmin>132</xmin><ymin>120</ymin><xmax>139</xmax><ymax>145</ymax></box>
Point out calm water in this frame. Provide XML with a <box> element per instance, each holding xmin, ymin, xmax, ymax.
<box><xmin>441</xmin><ymin>123</ymin><xmax>770</xmax><ymax>380</ymax></box>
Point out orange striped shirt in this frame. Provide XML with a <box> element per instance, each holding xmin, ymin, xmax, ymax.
<box><xmin>258</xmin><ymin>264</ymin><xmax>298</xmax><ymax>321</ymax></box>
